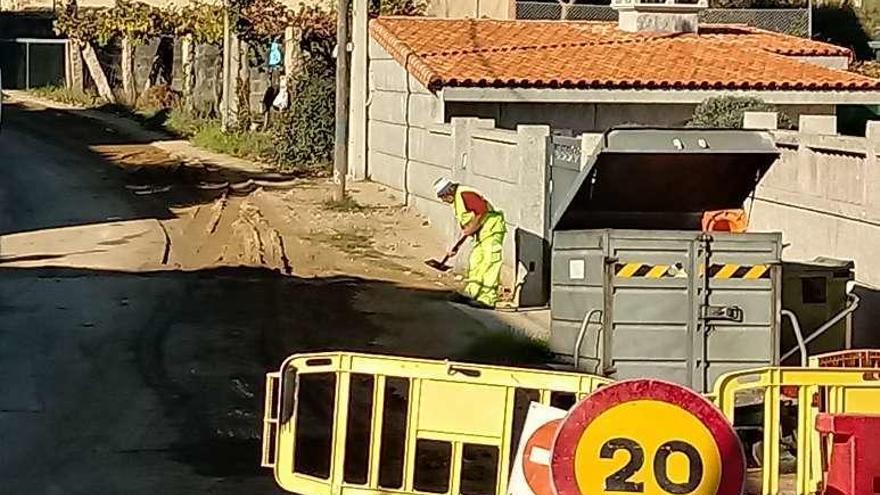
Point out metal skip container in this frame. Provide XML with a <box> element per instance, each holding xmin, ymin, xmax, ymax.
<box><xmin>549</xmin><ymin>128</ymin><xmax>782</xmax><ymax>392</ymax></box>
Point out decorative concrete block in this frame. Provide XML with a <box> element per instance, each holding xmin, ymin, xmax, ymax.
<box><xmin>743</xmin><ymin>111</ymin><xmax>778</xmax><ymax>130</ymax></box>
<box><xmin>865</xmin><ymin>121</ymin><xmax>880</xmax><ymax>144</ymax></box>
<box><xmin>799</xmin><ymin>115</ymin><xmax>837</xmax><ymax>135</ymax></box>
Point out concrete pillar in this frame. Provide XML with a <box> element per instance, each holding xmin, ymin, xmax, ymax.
<box><xmin>237</xmin><ymin>39</ymin><xmax>250</xmax><ymax>119</ymax></box>
<box><xmin>80</xmin><ymin>41</ymin><xmax>115</xmax><ymax>103</ymax></box>
<box><xmin>348</xmin><ymin>0</ymin><xmax>369</xmax><ymax>180</ymax></box>
<box><xmin>799</xmin><ymin>114</ymin><xmax>837</xmax><ymax>135</ymax></box>
<box><xmin>66</xmin><ymin>41</ymin><xmax>84</xmax><ymax>92</ymax></box>
<box><xmin>283</xmin><ymin>26</ymin><xmax>302</xmax><ymax>83</ymax></box>
<box><xmin>121</xmin><ymin>36</ymin><xmax>136</xmax><ymax>104</ymax></box>
<box><xmin>743</xmin><ymin>111</ymin><xmax>778</xmax><ymax>130</ymax></box>
<box><xmin>866</xmin><ymin>121</ymin><xmax>880</xmax><ymax>210</ymax></box>
<box><xmin>181</xmin><ymin>35</ymin><xmax>195</xmax><ymax>110</ymax></box>
<box><xmin>516</xmin><ymin>124</ymin><xmax>551</xmax><ymax>307</ymax></box>
<box><xmin>580</xmin><ymin>133</ymin><xmax>602</xmax><ymax>170</ymax></box>
<box><xmin>226</xmin><ymin>33</ymin><xmax>241</xmax><ymax>128</ymax></box>
<box><xmin>450</xmin><ymin>117</ymin><xmax>475</xmax><ymax>185</ymax></box>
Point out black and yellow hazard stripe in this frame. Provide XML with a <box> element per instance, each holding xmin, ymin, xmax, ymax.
<box><xmin>614</xmin><ymin>262</ymin><xmax>771</xmax><ymax>279</ymax></box>
<box><xmin>614</xmin><ymin>262</ymin><xmax>675</xmax><ymax>278</ymax></box>
<box><xmin>705</xmin><ymin>263</ymin><xmax>770</xmax><ymax>279</ymax></box>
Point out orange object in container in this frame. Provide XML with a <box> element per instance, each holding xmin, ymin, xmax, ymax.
<box><xmin>702</xmin><ymin>209</ymin><xmax>748</xmax><ymax>232</ymax></box>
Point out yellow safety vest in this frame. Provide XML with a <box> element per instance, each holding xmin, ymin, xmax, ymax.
<box><xmin>453</xmin><ymin>186</ymin><xmax>506</xmax><ymax>241</ymax></box>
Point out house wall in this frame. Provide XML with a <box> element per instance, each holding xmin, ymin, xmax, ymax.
<box><xmin>748</xmin><ymin>121</ymin><xmax>880</xmax><ymax>347</ymax></box>
<box><xmin>367</xmin><ymin>40</ymin><xmax>551</xmax><ymax>305</ymax></box>
<box><xmin>446</xmin><ymin>101</ymin><xmax>835</xmax><ymax>133</ymax></box>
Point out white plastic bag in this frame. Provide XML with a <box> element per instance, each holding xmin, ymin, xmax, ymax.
<box><xmin>272</xmin><ymin>78</ymin><xmax>289</xmax><ymax>111</ymax></box>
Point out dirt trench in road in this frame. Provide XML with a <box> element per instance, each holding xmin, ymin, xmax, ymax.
<box><xmin>1</xmin><ymin>98</ymin><xmax>514</xmax><ymax>493</ymax></box>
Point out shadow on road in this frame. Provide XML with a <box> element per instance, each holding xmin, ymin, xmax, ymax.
<box><xmin>0</xmin><ymin>263</ymin><xmax>488</xmax><ymax>492</ymax></box>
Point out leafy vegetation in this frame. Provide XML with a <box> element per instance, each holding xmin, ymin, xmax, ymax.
<box><xmin>30</xmin><ymin>86</ymin><xmax>102</xmax><ymax>107</ymax></box>
<box><xmin>191</xmin><ymin>123</ymin><xmax>275</xmax><ymax>162</ymax></box>
<box><xmin>271</xmin><ymin>61</ymin><xmax>335</xmax><ymax>173</ymax></box>
<box><xmin>851</xmin><ymin>60</ymin><xmax>880</xmax><ymax>78</ymax></box>
<box><xmin>50</xmin><ymin>0</ymin><xmax>429</xmax><ymax>173</ymax></box>
<box><xmin>460</xmin><ymin>330</ymin><xmax>553</xmax><ymax>366</ymax></box>
<box><xmin>55</xmin><ymin>0</ymin><xmax>223</xmax><ymax>45</ymax></box>
<box><xmin>688</xmin><ymin>96</ymin><xmax>793</xmax><ymax>129</ymax></box>
<box><xmin>370</xmin><ymin>0</ymin><xmax>428</xmax><ymax>16</ymax></box>
<box><xmin>175</xmin><ymin>1</ymin><xmax>224</xmax><ymax>44</ymax></box>
<box><xmin>232</xmin><ymin>0</ymin><xmax>295</xmax><ymax>44</ymax></box>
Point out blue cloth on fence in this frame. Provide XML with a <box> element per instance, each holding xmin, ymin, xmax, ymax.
<box><xmin>268</xmin><ymin>41</ymin><xmax>283</xmax><ymax>68</ymax></box>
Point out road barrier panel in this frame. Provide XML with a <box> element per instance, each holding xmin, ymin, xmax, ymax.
<box><xmin>262</xmin><ymin>352</ymin><xmax>610</xmax><ymax>495</ymax></box>
<box><xmin>712</xmin><ymin>367</ymin><xmax>880</xmax><ymax>495</ymax></box>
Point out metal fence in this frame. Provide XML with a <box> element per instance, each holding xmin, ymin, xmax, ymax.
<box><xmin>0</xmin><ymin>38</ymin><xmax>67</xmax><ymax>89</ymax></box>
<box><xmin>516</xmin><ymin>2</ymin><xmax>810</xmax><ymax>37</ymax></box>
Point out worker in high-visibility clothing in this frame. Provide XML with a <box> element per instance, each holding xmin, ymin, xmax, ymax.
<box><xmin>433</xmin><ymin>178</ymin><xmax>507</xmax><ymax>308</ymax></box>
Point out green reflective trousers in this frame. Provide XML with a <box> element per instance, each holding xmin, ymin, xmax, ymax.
<box><xmin>464</xmin><ymin>213</ymin><xmax>506</xmax><ymax>307</ymax></box>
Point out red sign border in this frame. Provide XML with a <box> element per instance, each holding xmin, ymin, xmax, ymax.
<box><xmin>550</xmin><ymin>379</ymin><xmax>745</xmax><ymax>495</ymax></box>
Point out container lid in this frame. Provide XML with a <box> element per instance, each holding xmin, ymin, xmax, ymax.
<box><xmin>551</xmin><ymin>128</ymin><xmax>780</xmax><ymax>231</ymax></box>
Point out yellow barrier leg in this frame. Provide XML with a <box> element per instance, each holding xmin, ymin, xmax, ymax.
<box><xmin>367</xmin><ymin>375</ymin><xmax>386</xmax><ymax>489</ymax></box>
<box><xmin>763</xmin><ymin>385</ymin><xmax>781</xmax><ymax>495</ymax></box>
<box><xmin>796</xmin><ymin>386</ymin><xmax>811</xmax><ymax>495</ymax></box>
<box><xmin>808</xmin><ymin>390</ymin><xmax>824</xmax><ymax>495</ymax></box>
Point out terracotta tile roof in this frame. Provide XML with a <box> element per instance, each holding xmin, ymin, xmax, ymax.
<box><xmin>369</xmin><ymin>17</ymin><xmax>880</xmax><ymax>92</ymax></box>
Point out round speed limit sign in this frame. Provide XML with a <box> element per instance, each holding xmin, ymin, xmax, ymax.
<box><xmin>550</xmin><ymin>380</ymin><xmax>744</xmax><ymax>495</ymax></box>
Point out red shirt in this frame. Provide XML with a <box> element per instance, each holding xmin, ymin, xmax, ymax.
<box><xmin>460</xmin><ymin>191</ymin><xmax>489</xmax><ymax>216</ymax></box>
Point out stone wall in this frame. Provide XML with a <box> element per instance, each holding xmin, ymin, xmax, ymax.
<box><xmin>86</xmin><ymin>38</ymin><xmax>265</xmax><ymax>115</ymax></box>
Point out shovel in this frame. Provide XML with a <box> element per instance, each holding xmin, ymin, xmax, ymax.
<box><xmin>425</xmin><ymin>257</ymin><xmax>452</xmax><ymax>272</ymax></box>
<box><xmin>425</xmin><ymin>237</ymin><xmax>466</xmax><ymax>272</ymax></box>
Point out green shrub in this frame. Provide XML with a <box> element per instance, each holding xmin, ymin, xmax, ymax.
<box><xmin>191</xmin><ymin>122</ymin><xmax>274</xmax><ymax>162</ymax></box>
<box><xmin>138</xmin><ymin>84</ymin><xmax>182</xmax><ymax>111</ymax></box>
<box><xmin>271</xmin><ymin>62</ymin><xmax>335</xmax><ymax>173</ymax></box>
<box><xmin>30</xmin><ymin>85</ymin><xmax>101</xmax><ymax>107</ymax></box>
<box><xmin>688</xmin><ymin>96</ymin><xmax>793</xmax><ymax>129</ymax></box>
<box><xmin>459</xmin><ymin>330</ymin><xmax>552</xmax><ymax>366</ymax></box>
<box><xmin>165</xmin><ymin>106</ymin><xmax>210</xmax><ymax>137</ymax></box>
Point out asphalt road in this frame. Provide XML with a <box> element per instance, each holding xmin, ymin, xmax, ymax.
<box><xmin>0</xmin><ymin>102</ymin><xmax>281</xmax><ymax>494</ymax></box>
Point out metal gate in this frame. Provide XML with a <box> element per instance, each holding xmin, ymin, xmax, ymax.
<box><xmin>0</xmin><ymin>38</ymin><xmax>67</xmax><ymax>89</ymax></box>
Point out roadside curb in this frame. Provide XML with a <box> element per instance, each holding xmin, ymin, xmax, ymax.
<box><xmin>449</xmin><ymin>302</ymin><xmax>550</xmax><ymax>340</ymax></box>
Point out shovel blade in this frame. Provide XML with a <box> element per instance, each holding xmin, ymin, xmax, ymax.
<box><xmin>425</xmin><ymin>259</ymin><xmax>451</xmax><ymax>272</ymax></box>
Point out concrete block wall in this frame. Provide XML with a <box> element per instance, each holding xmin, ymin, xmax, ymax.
<box><xmin>445</xmin><ymin>102</ymin><xmax>834</xmax><ymax>134</ymax></box>
<box><xmin>745</xmin><ymin>113</ymin><xmax>880</xmax><ymax>346</ymax></box>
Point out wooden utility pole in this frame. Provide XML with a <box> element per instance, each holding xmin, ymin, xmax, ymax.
<box><xmin>332</xmin><ymin>0</ymin><xmax>351</xmax><ymax>201</ymax></box>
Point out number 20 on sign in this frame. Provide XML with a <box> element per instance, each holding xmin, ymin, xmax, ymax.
<box><xmin>550</xmin><ymin>380</ymin><xmax>745</xmax><ymax>495</ymax></box>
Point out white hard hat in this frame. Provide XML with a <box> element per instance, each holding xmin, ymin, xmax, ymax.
<box><xmin>433</xmin><ymin>177</ymin><xmax>455</xmax><ymax>197</ymax></box>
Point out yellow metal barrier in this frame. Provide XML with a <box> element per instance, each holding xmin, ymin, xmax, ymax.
<box><xmin>262</xmin><ymin>352</ymin><xmax>611</xmax><ymax>495</ymax></box>
<box><xmin>712</xmin><ymin>367</ymin><xmax>880</xmax><ymax>495</ymax></box>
